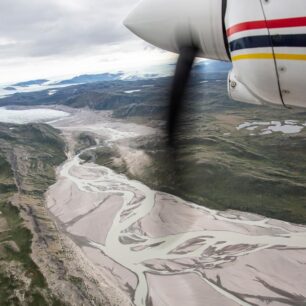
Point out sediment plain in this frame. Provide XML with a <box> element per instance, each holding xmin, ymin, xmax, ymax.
<box><xmin>47</xmin><ymin>109</ymin><xmax>306</xmax><ymax>306</ymax></box>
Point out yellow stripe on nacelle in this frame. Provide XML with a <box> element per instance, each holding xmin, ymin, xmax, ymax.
<box><xmin>232</xmin><ymin>53</ymin><xmax>306</xmax><ymax>61</ymax></box>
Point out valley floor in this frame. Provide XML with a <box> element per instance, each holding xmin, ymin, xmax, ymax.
<box><xmin>47</xmin><ymin>109</ymin><xmax>306</xmax><ymax>306</ymax></box>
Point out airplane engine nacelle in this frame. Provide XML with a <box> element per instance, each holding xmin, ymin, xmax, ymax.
<box><xmin>125</xmin><ymin>0</ymin><xmax>306</xmax><ymax>108</ymax></box>
<box><xmin>226</xmin><ymin>0</ymin><xmax>306</xmax><ymax>108</ymax></box>
<box><xmin>124</xmin><ymin>0</ymin><xmax>229</xmax><ymax>61</ymax></box>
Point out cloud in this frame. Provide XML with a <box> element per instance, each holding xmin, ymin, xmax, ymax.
<box><xmin>0</xmin><ymin>0</ymin><xmax>174</xmax><ymax>84</ymax></box>
<box><xmin>0</xmin><ymin>0</ymin><xmax>139</xmax><ymax>58</ymax></box>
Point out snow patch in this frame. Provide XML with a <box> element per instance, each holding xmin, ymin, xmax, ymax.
<box><xmin>237</xmin><ymin>120</ymin><xmax>305</xmax><ymax>135</ymax></box>
<box><xmin>124</xmin><ymin>89</ymin><xmax>141</xmax><ymax>94</ymax></box>
<box><xmin>48</xmin><ymin>90</ymin><xmax>57</xmax><ymax>96</ymax></box>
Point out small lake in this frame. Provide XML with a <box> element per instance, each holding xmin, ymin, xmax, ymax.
<box><xmin>0</xmin><ymin>107</ymin><xmax>70</xmax><ymax>124</ymax></box>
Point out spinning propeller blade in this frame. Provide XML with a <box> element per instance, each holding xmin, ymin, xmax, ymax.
<box><xmin>167</xmin><ymin>45</ymin><xmax>198</xmax><ymax>145</ymax></box>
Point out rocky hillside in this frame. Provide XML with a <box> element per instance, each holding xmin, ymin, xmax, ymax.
<box><xmin>0</xmin><ymin>123</ymin><xmax>67</xmax><ymax>305</ymax></box>
<box><xmin>0</xmin><ymin>61</ymin><xmax>230</xmax><ymax>119</ymax></box>
<box><xmin>0</xmin><ymin>123</ymin><xmax>116</xmax><ymax>306</ymax></box>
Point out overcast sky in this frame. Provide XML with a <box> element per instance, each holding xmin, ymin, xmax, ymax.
<box><xmin>0</xmin><ymin>0</ymin><xmax>173</xmax><ymax>84</ymax></box>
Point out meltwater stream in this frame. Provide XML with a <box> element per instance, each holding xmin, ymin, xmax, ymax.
<box><xmin>47</xmin><ymin>149</ymin><xmax>306</xmax><ymax>306</ymax></box>
<box><xmin>46</xmin><ymin>118</ymin><xmax>306</xmax><ymax>306</ymax></box>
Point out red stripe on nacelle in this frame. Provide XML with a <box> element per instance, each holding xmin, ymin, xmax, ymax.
<box><xmin>227</xmin><ymin>17</ymin><xmax>306</xmax><ymax>37</ymax></box>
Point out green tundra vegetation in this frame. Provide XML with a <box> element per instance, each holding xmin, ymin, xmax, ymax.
<box><xmin>88</xmin><ymin>80</ymin><xmax>306</xmax><ymax>225</ymax></box>
<box><xmin>139</xmin><ymin>97</ymin><xmax>306</xmax><ymax>224</ymax></box>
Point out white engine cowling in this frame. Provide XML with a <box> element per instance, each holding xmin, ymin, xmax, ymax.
<box><xmin>124</xmin><ymin>0</ymin><xmax>229</xmax><ymax>61</ymax></box>
<box><xmin>125</xmin><ymin>0</ymin><xmax>306</xmax><ymax>108</ymax></box>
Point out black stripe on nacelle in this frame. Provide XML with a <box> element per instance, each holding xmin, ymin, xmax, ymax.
<box><xmin>230</xmin><ymin>34</ymin><xmax>306</xmax><ymax>52</ymax></box>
